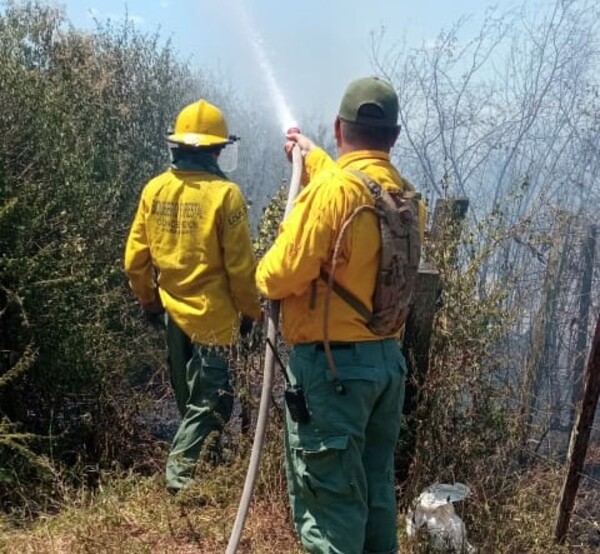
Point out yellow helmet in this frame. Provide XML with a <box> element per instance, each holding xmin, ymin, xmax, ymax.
<box><xmin>167</xmin><ymin>100</ymin><xmax>232</xmax><ymax>147</ymax></box>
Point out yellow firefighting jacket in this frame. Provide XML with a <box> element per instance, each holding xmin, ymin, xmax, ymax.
<box><xmin>124</xmin><ymin>168</ymin><xmax>260</xmax><ymax>345</ymax></box>
<box><xmin>256</xmin><ymin>147</ymin><xmax>424</xmax><ymax>344</ymax></box>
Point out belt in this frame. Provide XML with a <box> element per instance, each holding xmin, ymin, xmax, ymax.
<box><xmin>315</xmin><ymin>342</ymin><xmax>353</xmax><ymax>351</ymax></box>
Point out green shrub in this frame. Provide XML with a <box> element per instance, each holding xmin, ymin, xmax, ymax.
<box><xmin>0</xmin><ymin>0</ymin><xmax>194</xmax><ymax>511</ymax></box>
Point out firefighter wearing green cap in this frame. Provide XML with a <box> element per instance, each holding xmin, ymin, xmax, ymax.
<box><xmin>124</xmin><ymin>99</ymin><xmax>261</xmax><ymax>492</ymax></box>
<box><xmin>256</xmin><ymin>77</ymin><xmax>425</xmax><ymax>553</ymax></box>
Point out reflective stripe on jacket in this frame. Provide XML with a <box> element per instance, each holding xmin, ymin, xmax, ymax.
<box><xmin>124</xmin><ymin>168</ymin><xmax>260</xmax><ymax>345</ymax></box>
<box><xmin>256</xmin><ymin>148</ymin><xmax>424</xmax><ymax>344</ymax></box>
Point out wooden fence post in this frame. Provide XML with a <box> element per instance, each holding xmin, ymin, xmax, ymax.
<box><xmin>518</xmin><ymin>214</ymin><xmax>574</xmax><ymax>463</ymax></box>
<box><xmin>397</xmin><ymin>197</ymin><xmax>469</xmax><ymax>483</ymax></box>
<box><xmin>569</xmin><ymin>224</ymin><xmax>597</xmax><ymax>430</ymax></box>
<box><xmin>554</xmin><ymin>311</ymin><xmax>600</xmax><ymax>543</ymax></box>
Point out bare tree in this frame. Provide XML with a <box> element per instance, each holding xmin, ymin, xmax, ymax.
<box><xmin>371</xmin><ymin>0</ymin><xmax>600</xmax><ymax>460</ymax></box>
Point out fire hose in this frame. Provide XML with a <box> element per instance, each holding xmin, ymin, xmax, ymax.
<box><xmin>225</xmin><ymin>135</ymin><xmax>303</xmax><ymax>554</ymax></box>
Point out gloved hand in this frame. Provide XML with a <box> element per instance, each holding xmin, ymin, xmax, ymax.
<box><xmin>141</xmin><ymin>292</ymin><xmax>164</xmax><ymax>329</ymax></box>
<box><xmin>239</xmin><ymin>312</ymin><xmax>264</xmax><ymax>352</ymax></box>
<box><xmin>141</xmin><ymin>293</ymin><xmax>163</xmax><ymax>315</ymax></box>
<box><xmin>239</xmin><ymin>315</ymin><xmax>254</xmax><ymax>338</ymax></box>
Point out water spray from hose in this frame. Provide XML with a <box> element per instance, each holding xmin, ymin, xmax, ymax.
<box><xmin>226</xmin><ymin>0</ymin><xmax>297</xmax><ymax>132</ymax></box>
<box><xmin>221</xmin><ymin>6</ymin><xmax>303</xmax><ymax>552</ymax></box>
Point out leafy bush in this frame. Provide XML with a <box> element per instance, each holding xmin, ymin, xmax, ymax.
<box><xmin>0</xmin><ymin>0</ymin><xmax>195</xmax><ymax>511</ymax></box>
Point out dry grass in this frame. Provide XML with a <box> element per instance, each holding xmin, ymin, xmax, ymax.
<box><xmin>0</xmin><ymin>472</ymin><xmax>302</xmax><ymax>553</ymax></box>
<box><xmin>0</xmin><ymin>427</ymin><xmax>303</xmax><ymax>554</ymax></box>
<box><xmin>2</xmin><ymin>426</ymin><xmax>599</xmax><ymax>554</ymax></box>
<box><xmin>2</xmin><ymin>456</ymin><xmax>599</xmax><ymax>553</ymax></box>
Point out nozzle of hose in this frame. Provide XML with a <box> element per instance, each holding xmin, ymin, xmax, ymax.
<box><xmin>287</xmin><ymin>127</ymin><xmax>301</xmax><ymax>135</ymax></box>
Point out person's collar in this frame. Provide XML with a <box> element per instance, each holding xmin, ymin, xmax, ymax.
<box><xmin>338</xmin><ymin>150</ymin><xmax>390</xmax><ymax>168</ymax></box>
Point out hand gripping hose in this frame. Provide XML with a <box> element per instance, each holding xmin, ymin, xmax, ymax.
<box><xmin>225</xmin><ymin>142</ymin><xmax>303</xmax><ymax>554</ymax></box>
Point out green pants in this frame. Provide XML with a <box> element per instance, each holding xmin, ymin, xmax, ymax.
<box><xmin>285</xmin><ymin>339</ymin><xmax>406</xmax><ymax>554</ymax></box>
<box><xmin>165</xmin><ymin>316</ymin><xmax>233</xmax><ymax>491</ymax></box>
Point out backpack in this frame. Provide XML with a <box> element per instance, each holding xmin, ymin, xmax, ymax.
<box><xmin>322</xmin><ymin>169</ymin><xmax>422</xmax><ymax>336</ymax></box>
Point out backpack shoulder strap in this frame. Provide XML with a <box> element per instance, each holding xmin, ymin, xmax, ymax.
<box><xmin>319</xmin><ymin>268</ymin><xmax>372</xmax><ymax>321</ymax></box>
<box><xmin>349</xmin><ymin>168</ymin><xmax>422</xmax><ymax>202</ymax></box>
<box><xmin>318</xmin><ymin>168</ymin><xmax>383</xmax><ymax>322</ymax></box>
<box><xmin>348</xmin><ymin>169</ymin><xmax>382</xmax><ymax>200</ymax></box>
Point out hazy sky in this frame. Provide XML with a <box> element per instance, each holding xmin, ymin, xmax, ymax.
<box><xmin>60</xmin><ymin>0</ymin><xmax>520</xmax><ymax>128</ymax></box>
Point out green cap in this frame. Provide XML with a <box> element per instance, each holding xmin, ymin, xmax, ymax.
<box><xmin>338</xmin><ymin>77</ymin><xmax>399</xmax><ymax>128</ymax></box>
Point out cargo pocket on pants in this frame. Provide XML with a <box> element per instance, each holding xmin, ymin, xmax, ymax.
<box><xmin>290</xmin><ymin>433</ymin><xmax>352</xmax><ymax>499</ymax></box>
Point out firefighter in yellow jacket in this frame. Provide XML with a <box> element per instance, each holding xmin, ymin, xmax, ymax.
<box><xmin>256</xmin><ymin>77</ymin><xmax>424</xmax><ymax>554</ymax></box>
<box><xmin>124</xmin><ymin>100</ymin><xmax>260</xmax><ymax>492</ymax></box>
